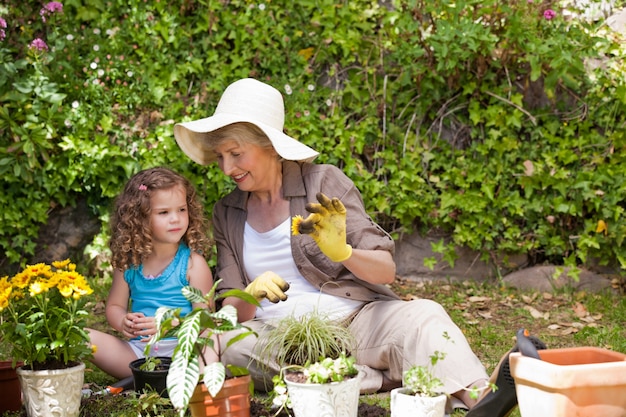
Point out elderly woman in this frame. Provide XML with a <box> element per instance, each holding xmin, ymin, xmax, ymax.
<box><xmin>173</xmin><ymin>78</ymin><xmax>543</xmax><ymax>416</ymax></box>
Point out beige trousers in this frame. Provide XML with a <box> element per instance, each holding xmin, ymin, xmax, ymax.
<box><xmin>220</xmin><ymin>298</ymin><xmax>488</xmax><ymax>394</ymax></box>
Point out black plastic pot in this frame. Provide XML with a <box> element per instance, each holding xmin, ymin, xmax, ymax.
<box><xmin>129</xmin><ymin>356</ymin><xmax>171</xmax><ymax>398</ymax></box>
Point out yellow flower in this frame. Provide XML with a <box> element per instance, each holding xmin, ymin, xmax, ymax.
<box><xmin>0</xmin><ymin>276</ymin><xmax>11</xmax><ymax>311</ymax></box>
<box><xmin>91</xmin><ymin>344</ymin><xmax>98</xmax><ymax>354</ymax></box>
<box><xmin>291</xmin><ymin>215</ymin><xmax>304</xmax><ymax>236</ymax></box>
<box><xmin>52</xmin><ymin>259</ymin><xmax>71</xmax><ymax>269</ymax></box>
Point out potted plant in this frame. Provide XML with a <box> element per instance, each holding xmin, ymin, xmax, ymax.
<box><xmin>262</xmin><ymin>311</ymin><xmax>361</xmax><ymax>417</ymax></box>
<box><xmin>271</xmin><ymin>352</ymin><xmax>362</xmax><ymax>417</ymax></box>
<box><xmin>390</xmin><ymin>331</ymin><xmax>496</xmax><ymax>417</ymax></box>
<box><xmin>129</xmin><ymin>355</ymin><xmax>172</xmax><ymax>397</ymax></box>
<box><xmin>0</xmin><ymin>337</ymin><xmax>22</xmax><ymax>413</ymax></box>
<box><xmin>146</xmin><ymin>279</ymin><xmax>259</xmax><ymax>417</ymax></box>
<box><xmin>390</xmin><ymin>356</ymin><xmax>448</xmax><ymax>417</ymax></box>
<box><xmin>259</xmin><ymin>310</ymin><xmax>356</xmax><ymax>368</ymax></box>
<box><xmin>0</xmin><ymin>260</ymin><xmax>95</xmax><ymax>417</ymax></box>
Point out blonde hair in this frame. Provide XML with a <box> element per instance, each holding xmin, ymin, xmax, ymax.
<box><xmin>109</xmin><ymin>167</ymin><xmax>211</xmax><ymax>271</ymax></box>
<box><xmin>207</xmin><ymin>122</ymin><xmax>277</xmax><ymax>154</ymax></box>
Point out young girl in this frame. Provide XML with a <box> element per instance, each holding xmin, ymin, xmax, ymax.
<box><xmin>88</xmin><ymin>167</ymin><xmax>214</xmax><ymax>379</ymax></box>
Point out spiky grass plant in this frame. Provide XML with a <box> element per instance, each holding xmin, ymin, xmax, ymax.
<box><xmin>260</xmin><ymin>310</ymin><xmax>357</xmax><ymax>367</ymax></box>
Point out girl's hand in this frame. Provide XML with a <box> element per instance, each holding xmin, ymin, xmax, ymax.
<box><xmin>133</xmin><ymin>315</ymin><xmax>157</xmax><ymax>340</ymax></box>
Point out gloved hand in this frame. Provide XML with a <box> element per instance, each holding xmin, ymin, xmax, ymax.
<box><xmin>245</xmin><ymin>271</ymin><xmax>290</xmax><ymax>303</ymax></box>
<box><xmin>291</xmin><ymin>192</ymin><xmax>353</xmax><ymax>262</ymax></box>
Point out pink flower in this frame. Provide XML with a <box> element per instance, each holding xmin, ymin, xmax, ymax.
<box><xmin>40</xmin><ymin>2</ymin><xmax>63</xmax><ymax>22</ymax></box>
<box><xmin>543</xmin><ymin>9</ymin><xmax>557</xmax><ymax>20</ymax></box>
<box><xmin>29</xmin><ymin>38</ymin><xmax>49</xmax><ymax>52</ymax></box>
<box><xmin>0</xmin><ymin>17</ymin><xmax>6</xmax><ymax>42</ymax></box>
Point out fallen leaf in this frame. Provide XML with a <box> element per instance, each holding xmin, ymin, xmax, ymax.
<box><xmin>468</xmin><ymin>296</ymin><xmax>491</xmax><ymax>303</ymax></box>
<box><xmin>573</xmin><ymin>302</ymin><xmax>588</xmax><ymax>318</ymax></box>
<box><xmin>478</xmin><ymin>311</ymin><xmax>493</xmax><ymax>319</ymax></box>
<box><xmin>524</xmin><ymin>305</ymin><xmax>548</xmax><ymax>319</ymax></box>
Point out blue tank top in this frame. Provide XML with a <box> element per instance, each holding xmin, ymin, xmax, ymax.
<box><xmin>125</xmin><ymin>243</ymin><xmax>193</xmax><ymax>321</ymax></box>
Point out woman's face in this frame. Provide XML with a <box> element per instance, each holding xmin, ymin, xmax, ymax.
<box><xmin>214</xmin><ymin>139</ymin><xmax>278</xmax><ymax>192</ymax></box>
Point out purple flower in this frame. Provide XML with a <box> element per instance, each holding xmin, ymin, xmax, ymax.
<box><xmin>543</xmin><ymin>9</ymin><xmax>557</xmax><ymax>20</ymax></box>
<box><xmin>0</xmin><ymin>17</ymin><xmax>6</xmax><ymax>42</ymax></box>
<box><xmin>29</xmin><ymin>38</ymin><xmax>49</xmax><ymax>52</ymax></box>
<box><xmin>40</xmin><ymin>2</ymin><xmax>63</xmax><ymax>22</ymax></box>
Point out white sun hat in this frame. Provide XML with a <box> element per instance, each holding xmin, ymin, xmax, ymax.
<box><xmin>174</xmin><ymin>78</ymin><xmax>319</xmax><ymax>165</ymax></box>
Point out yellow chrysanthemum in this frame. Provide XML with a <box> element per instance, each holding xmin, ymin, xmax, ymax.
<box><xmin>291</xmin><ymin>215</ymin><xmax>304</xmax><ymax>236</ymax></box>
<box><xmin>52</xmin><ymin>259</ymin><xmax>71</xmax><ymax>269</ymax></box>
<box><xmin>0</xmin><ymin>277</ymin><xmax>11</xmax><ymax>311</ymax></box>
<box><xmin>29</xmin><ymin>281</ymin><xmax>46</xmax><ymax>296</ymax></box>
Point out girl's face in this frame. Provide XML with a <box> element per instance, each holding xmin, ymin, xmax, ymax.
<box><xmin>214</xmin><ymin>139</ymin><xmax>278</xmax><ymax>192</ymax></box>
<box><xmin>149</xmin><ymin>185</ymin><xmax>189</xmax><ymax>246</ymax></box>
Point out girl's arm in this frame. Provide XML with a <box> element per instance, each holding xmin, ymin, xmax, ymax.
<box><xmin>187</xmin><ymin>252</ymin><xmax>214</xmax><ymax>309</ymax></box>
<box><xmin>105</xmin><ymin>269</ymin><xmax>135</xmax><ymax>338</ymax></box>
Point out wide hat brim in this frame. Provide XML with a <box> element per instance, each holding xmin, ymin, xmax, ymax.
<box><xmin>174</xmin><ymin>78</ymin><xmax>319</xmax><ymax>165</ymax></box>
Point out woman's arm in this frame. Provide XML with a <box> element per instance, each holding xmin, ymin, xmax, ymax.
<box><xmin>342</xmin><ymin>248</ymin><xmax>396</xmax><ymax>285</ymax></box>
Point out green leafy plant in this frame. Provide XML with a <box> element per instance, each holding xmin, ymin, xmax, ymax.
<box><xmin>270</xmin><ymin>352</ymin><xmax>358</xmax><ymax>416</ymax></box>
<box><xmin>0</xmin><ymin>260</ymin><xmax>94</xmax><ymax>369</ymax></box>
<box><xmin>138</xmin><ymin>356</ymin><xmax>163</xmax><ymax>372</ymax></box>
<box><xmin>402</xmin><ymin>332</ymin><xmax>496</xmax><ymax>399</ymax></box>
<box><xmin>146</xmin><ymin>279</ymin><xmax>259</xmax><ymax>416</ymax></box>
<box><xmin>258</xmin><ymin>310</ymin><xmax>357</xmax><ymax>368</ymax></box>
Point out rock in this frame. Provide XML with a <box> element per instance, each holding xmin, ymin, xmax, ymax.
<box><xmin>502</xmin><ymin>265</ymin><xmax>613</xmax><ymax>292</ymax></box>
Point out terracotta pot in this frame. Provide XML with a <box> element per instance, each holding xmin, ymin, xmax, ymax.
<box><xmin>390</xmin><ymin>388</ymin><xmax>447</xmax><ymax>417</ymax></box>
<box><xmin>510</xmin><ymin>347</ymin><xmax>626</xmax><ymax>417</ymax></box>
<box><xmin>0</xmin><ymin>360</ymin><xmax>22</xmax><ymax>413</ymax></box>
<box><xmin>283</xmin><ymin>372</ymin><xmax>362</xmax><ymax>417</ymax></box>
<box><xmin>16</xmin><ymin>362</ymin><xmax>85</xmax><ymax>417</ymax></box>
<box><xmin>129</xmin><ymin>356</ymin><xmax>171</xmax><ymax>398</ymax></box>
<box><xmin>188</xmin><ymin>374</ymin><xmax>251</xmax><ymax>417</ymax></box>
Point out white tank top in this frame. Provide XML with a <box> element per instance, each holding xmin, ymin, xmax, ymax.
<box><xmin>243</xmin><ymin>218</ymin><xmax>363</xmax><ymax>321</ymax></box>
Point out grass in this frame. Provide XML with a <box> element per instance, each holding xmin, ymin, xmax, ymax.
<box><xmin>2</xmin><ymin>274</ymin><xmax>624</xmax><ymax>416</ymax></box>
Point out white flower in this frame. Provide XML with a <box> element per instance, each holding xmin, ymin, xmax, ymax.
<box><xmin>258</xmin><ymin>3</ymin><xmax>266</xmax><ymax>10</ymax></box>
<box><xmin>66</xmin><ymin>34</ymin><xmax>74</xmax><ymax>41</ymax></box>
<box><xmin>90</xmin><ymin>62</ymin><xmax>97</xmax><ymax>69</ymax></box>
<box><xmin>72</xmin><ymin>101</ymin><xmax>80</xmax><ymax>109</ymax></box>
<box><xmin>93</xmin><ymin>28</ymin><xmax>101</xmax><ymax>35</ymax></box>
<box><xmin>93</xmin><ymin>44</ymin><xmax>100</xmax><ymax>51</ymax></box>
<box><xmin>284</xmin><ymin>84</ymin><xmax>292</xmax><ymax>95</ymax></box>
<box><xmin>307</xmin><ymin>84</ymin><xmax>315</xmax><ymax>91</ymax></box>
<box><xmin>127</xmin><ymin>70</ymin><xmax>134</xmax><ymax>77</ymax></box>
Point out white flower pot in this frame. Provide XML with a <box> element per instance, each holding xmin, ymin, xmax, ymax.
<box><xmin>284</xmin><ymin>372</ymin><xmax>362</xmax><ymax>417</ymax></box>
<box><xmin>16</xmin><ymin>362</ymin><xmax>85</xmax><ymax>417</ymax></box>
<box><xmin>390</xmin><ymin>387</ymin><xmax>447</xmax><ymax>417</ymax></box>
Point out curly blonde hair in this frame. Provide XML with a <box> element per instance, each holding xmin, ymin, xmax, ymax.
<box><xmin>109</xmin><ymin>167</ymin><xmax>211</xmax><ymax>271</ymax></box>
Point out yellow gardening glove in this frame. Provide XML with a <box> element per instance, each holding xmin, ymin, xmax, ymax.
<box><xmin>291</xmin><ymin>192</ymin><xmax>353</xmax><ymax>262</ymax></box>
<box><xmin>245</xmin><ymin>271</ymin><xmax>290</xmax><ymax>303</ymax></box>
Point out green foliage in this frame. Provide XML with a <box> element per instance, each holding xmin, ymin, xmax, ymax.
<box><xmin>259</xmin><ymin>310</ymin><xmax>357</xmax><ymax>368</ymax></box>
<box><xmin>1</xmin><ymin>0</ymin><xmax>625</xmax><ymax>277</ymax></box>
<box><xmin>0</xmin><ymin>260</ymin><xmax>94</xmax><ymax>368</ymax></box>
<box><xmin>147</xmin><ymin>279</ymin><xmax>258</xmax><ymax>416</ymax></box>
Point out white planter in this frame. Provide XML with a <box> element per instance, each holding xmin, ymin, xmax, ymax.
<box><xmin>390</xmin><ymin>388</ymin><xmax>447</xmax><ymax>417</ymax></box>
<box><xmin>284</xmin><ymin>372</ymin><xmax>362</xmax><ymax>417</ymax></box>
<box><xmin>16</xmin><ymin>362</ymin><xmax>85</xmax><ymax>417</ymax></box>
